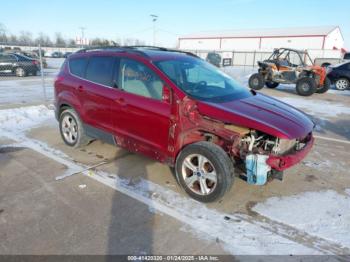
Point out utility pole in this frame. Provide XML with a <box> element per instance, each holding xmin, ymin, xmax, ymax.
<box><xmin>79</xmin><ymin>27</ymin><xmax>86</xmax><ymax>47</ymax></box>
<box><xmin>150</xmin><ymin>14</ymin><xmax>158</xmax><ymax>46</ymax></box>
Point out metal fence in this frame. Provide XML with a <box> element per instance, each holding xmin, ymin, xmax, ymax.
<box><xmin>187</xmin><ymin>49</ymin><xmax>344</xmax><ymax>67</ymax></box>
<box><xmin>0</xmin><ymin>44</ymin><xmax>66</xmax><ymax>108</ymax></box>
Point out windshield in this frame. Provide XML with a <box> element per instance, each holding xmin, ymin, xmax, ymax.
<box><xmin>155</xmin><ymin>57</ymin><xmax>252</xmax><ymax>103</ymax></box>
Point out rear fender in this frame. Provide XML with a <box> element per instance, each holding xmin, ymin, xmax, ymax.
<box><xmin>56</xmin><ymin>90</ymin><xmax>83</xmax><ymax>120</ymax></box>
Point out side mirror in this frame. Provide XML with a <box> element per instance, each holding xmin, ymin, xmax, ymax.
<box><xmin>162</xmin><ymin>85</ymin><xmax>172</xmax><ymax>104</ymax></box>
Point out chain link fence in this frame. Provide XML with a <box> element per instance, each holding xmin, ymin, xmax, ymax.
<box><xmin>0</xmin><ymin>44</ymin><xmax>69</xmax><ymax>109</ymax></box>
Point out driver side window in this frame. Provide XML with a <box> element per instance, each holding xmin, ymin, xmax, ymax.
<box><xmin>118</xmin><ymin>58</ymin><xmax>163</xmax><ymax>100</ymax></box>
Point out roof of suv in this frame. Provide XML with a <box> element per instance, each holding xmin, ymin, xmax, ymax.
<box><xmin>72</xmin><ymin>46</ymin><xmax>198</xmax><ymax>61</ymax></box>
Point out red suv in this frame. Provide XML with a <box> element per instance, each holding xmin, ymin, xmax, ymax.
<box><xmin>54</xmin><ymin>46</ymin><xmax>314</xmax><ymax>202</ymax></box>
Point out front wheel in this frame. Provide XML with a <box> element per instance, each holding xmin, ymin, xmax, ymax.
<box><xmin>316</xmin><ymin>77</ymin><xmax>330</xmax><ymax>94</ymax></box>
<box><xmin>175</xmin><ymin>141</ymin><xmax>234</xmax><ymax>202</ymax></box>
<box><xmin>248</xmin><ymin>73</ymin><xmax>265</xmax><ymax>90</ymax></box>
<box><xmin>296</xmin><ymin>77</ymin><xmax>317</xmax><ymax>96</ymax></box>
<box><xmin>335</xmin><ymin>78</ymin><xmax>349</xmax><ymax>90</ymax></box>
<box><xmin>15</xmin><ymin>67</ymin><xmax>27</xmax><ymax>77</ymax></box>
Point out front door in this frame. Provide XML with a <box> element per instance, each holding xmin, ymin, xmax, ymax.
<box><xmin>113</xmin><ymin>57</ymin><xmax>171</xmax><ymax>160</ymax></box>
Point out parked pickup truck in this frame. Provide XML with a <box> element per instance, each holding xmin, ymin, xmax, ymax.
<box><xmin>314</xmin><ymin>52</ymin><xmax>350</xmax><ymax>67</ymax></box>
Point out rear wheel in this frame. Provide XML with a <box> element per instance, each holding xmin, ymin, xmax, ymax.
<box><xmin>296</xmin><ymin>77</ymin><xmax>317</xmax><ymax>96</ymax></box>
<box><xmin>248</xmin><ymin>73</ymin><xmax>265</xmax><ymax>90</ymax></box>
<box><xmin>316</xmin><ymin>77</ymin><xmax>331</xmax><ymax>94</ymax></box>
<box><xmin>335</xmin><ymin>78</ymin><xmax>349</xmax><ymax>90</ymax></box>
<box><xmin>265</xmin><ymin>81</ymin><xmax>279</xmax><ymax>88</ymax></box>
<box><xmin>175</xmin><ymin>141</ymin><xmax>234</xmax><ymax>202</ymax></box>
<box><xmin>15</xmin><ymin>67</ymin><xmax>27</xmax><ymax>77</ymax></box>
<box><xmin>59</xmin><ymin>108</ymin><xmax>90</xmax><ymax>148</ymax></box>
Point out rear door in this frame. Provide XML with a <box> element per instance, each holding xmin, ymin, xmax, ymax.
<box><xmin>113</xmin><ymin>57</ymin><xmax>172</xmax><ymax>159</ymax></box>
<box><xmin>69</xmin><ymin>55</ymin><xmax>119</xmax><ymax>134</ymax></box>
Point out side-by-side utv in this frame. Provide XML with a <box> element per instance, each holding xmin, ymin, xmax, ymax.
<box><xmin>249</xmin><ymin>48</ymin><xmax>330</xmax><ymax>96</ymax></box>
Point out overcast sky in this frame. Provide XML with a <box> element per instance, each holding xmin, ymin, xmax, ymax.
<box><xmin>1</xmin><ymin>0</ymin><xmax>349</xmax><ymax>49</ymax></box>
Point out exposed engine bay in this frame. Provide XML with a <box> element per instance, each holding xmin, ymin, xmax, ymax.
<box><xmin>240</xmin><ymin>130</ymin><xmax>306</xmax><ymax>157</ymax></box>
<box><xmin>236</xmin><ymin>130</ymin><xmax>308</xmax><ymax>185</ymax></box>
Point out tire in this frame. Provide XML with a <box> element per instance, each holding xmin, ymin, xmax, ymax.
<box><xmin>248</xmin><ymin>73</ymin><xmax>265</xmax><ymax>90</ymax></box>
<box><xmin>316</xmin><ymin>77</ymin><xmax>331</xmax><ymax>94</ymax></box>
<box><xmin>15</xmin><ymin>67</ymin><xmax>27</xmax><ymax>77</ymax></box>
<box><xmin>296</xmin><ymin>77</ymin><xmax>317</xmax><ymax>96</ymax></box>
<box><xmin>335</xmin><ymin>78</ymin><xmax>349</xmax><ymax>91</ymax></box>
<box><xmin>265</xmin><ymin>81</ymin><xmax>279</xmax><ymax>88</ymax></box>
<box><xmin>59</xmin><ymin>108</ymin><xmax>90</xmax><ymax>148</ymax></box>
<box><xmin>175</xmin><ymin>141</ymin><xmax>234</xmax><ymax>203</ymax></box>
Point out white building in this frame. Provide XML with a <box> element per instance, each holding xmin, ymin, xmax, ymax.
<box><xmin>178</xmin><ymin>26</ymin><xmax>344</xmax><ymax>51</ymax></box>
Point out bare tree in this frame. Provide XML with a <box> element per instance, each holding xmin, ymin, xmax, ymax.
<box><xmin>35</xmin><ymin>32</ymin><xmax>53</xmax><ymax>47</ymax></box>
<box><xmin>18</xmin><ymin>31</ymin><xmax>33</xmax><ymax>45</ymax></box>
<box><xmin>55</xmin><ymin>32</ymin><xmax>66</xmax><ymax>47</ymax></box>
<box><xmin>9</xmin><ymin>34</ymin><xmax>18</xmax><ymax>44</ymax></box>
<box><xmin>66</xmin><ymin>38</ymin><xmax>76</xmax><ymax>47</ymax></box>
<box><xmin>124</xmin><ymin>38</ymin><xmax>145</xmax><ymax>46</ymax></box>
<box><xmin>0</xmin><ymin>23</ymin><xmax>7</xmax><ymax>43</ymax></box>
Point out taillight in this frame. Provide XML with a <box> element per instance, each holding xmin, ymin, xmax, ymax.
<box><xmin>32</xmin><ymin>60</ymin><xmax>39</xmax><ymax>65</ymax></box>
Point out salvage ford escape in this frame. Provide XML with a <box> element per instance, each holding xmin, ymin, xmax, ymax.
<box><xmin>54</xmin><ymin>46</ymin><xmax>314</xmax><ymax>202</ymax></box>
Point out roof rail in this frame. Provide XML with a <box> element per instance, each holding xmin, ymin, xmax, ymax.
<box><xmin>123</xmin><ymin>45</ymin><xmax>169</xmax><ymax>51</ymax></box>
<box><xmin>75</xmin><ymin>45</ymin><xmax>199</xmax><ymax>58</ymax></box>
<box><xmin>123</xmin><ymin>45</ymin><xmax>198</xmax><ymax>57</ymax></box>
<box><xmin>75</xmin><ymin>45</ymin><xmax>122</xmax><ymax>53</ymax></box>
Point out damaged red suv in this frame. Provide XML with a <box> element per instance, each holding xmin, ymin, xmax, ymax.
<box><xmin>54</xmin><ymin>46</ymin><xmax>314</xmax><ymax>202</ymax></box>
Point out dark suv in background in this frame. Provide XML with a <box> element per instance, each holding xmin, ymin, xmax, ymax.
<box><xmin>54</xmin><ymin>46</ymin><xmax>314</xmax><ymax>202</ymax></box>
<box><xmin>0</xmin><ymin>53</ymin><xmax>40</xmax><ymax>77</ymax></box>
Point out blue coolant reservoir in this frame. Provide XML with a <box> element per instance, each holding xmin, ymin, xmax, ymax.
<box><xmin>245</xmin><ymin>154</ymin><xmax>271</xmax><ymax>185</ymax></box>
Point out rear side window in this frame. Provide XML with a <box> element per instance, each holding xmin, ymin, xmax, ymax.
<box><xmin>69</xmin><ymin>57</ymin><xmax>87</xmax><ymax>77</ymax></box>
<box><xmin>344</xmin><ymin>53</ymin><xmax>350</xmax><ymax>60</ymax></box>
<box><xmin>85</xmin><ymin>56</ymin><xmax>115</xmax><ymax>86</ymax></box>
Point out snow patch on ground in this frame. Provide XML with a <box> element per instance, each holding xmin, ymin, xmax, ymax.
<box><xmin>0</xmin><ymin>105</ymin><xmax>320</xmax><ymax>255</ymax></box>
<box><xmin>253</xmin><ymin>190</ymin><xmax>350</xmax><ymax>249</ymax></box>
<box><xmin>0</xmin><ymin>80</ymin><xmax>54</xmax><ymax>105</ymax></box>
<box><xmin>0</xmin><ymin>105</ymin><xmax>54</xmax><ymax>132</ymax></box>
<box><xmin>328</xmin><ymin>89</ymin><xmax>350</xmax><ymax>96</ymax></box>
<box><xmin>302</xmin><ymin>159</ymin><xmax>344</xmax><ymax>172</ymax></box>
<box><xmin>278</xmin><ymin>97</ymin><xmax>350</xmax><ymax>119</ymax></box>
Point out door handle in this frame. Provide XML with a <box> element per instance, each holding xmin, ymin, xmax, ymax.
<box><xmin>77</xmin><ymin>85</ymin><xmax>84</xmax><ymax>92</ymax></box>
<box><xmin>115</xmin><ymin>97</ymin><xmax>127</xmax><ymax>106</ymax></box>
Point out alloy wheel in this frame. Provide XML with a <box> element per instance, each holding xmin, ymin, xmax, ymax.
<box><xmin>181</xmin><ymin>154</ymin><xmax>217</xmax><ymax>195</ymax></box>
<box><xmin>16</xmin><ymin>68</ymin><xmax>25</xmax><ymax>77</ymax></box>
<box><xmin>61</xmin><ymin>115</ymin><xmax>78</xmax><ymax>144</ymax></box>
<box><xmin>336</xmin><ymin>79</ymin><xmax>349</xmax><ymax>90</ymax></box>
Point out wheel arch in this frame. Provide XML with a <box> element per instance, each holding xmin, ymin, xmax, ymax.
<box><xmin>55</xmin><ymin>91</ymin><xmax>83</xmax><ymax>121</ymax></box>
<box><xmin>173</xmin><ymin>128</ymin><xmax>236</xmax><ymax>166</ymax></box>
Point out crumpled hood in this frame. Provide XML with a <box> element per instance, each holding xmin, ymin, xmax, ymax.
<box><xmin>197</xmin><ymin>93</ymin><xmax>314</xmax><ymax>139</ymax></box>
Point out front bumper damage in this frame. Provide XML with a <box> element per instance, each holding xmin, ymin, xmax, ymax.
<box><xmin>244</xmin><ymin>134</ymin><xmax>314</xmax><ymax>185</ymax></box>
<box><xmin>267</xmin><ymin>135</ymin><xmax>314</xmax><ymax>171</ymax></box>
